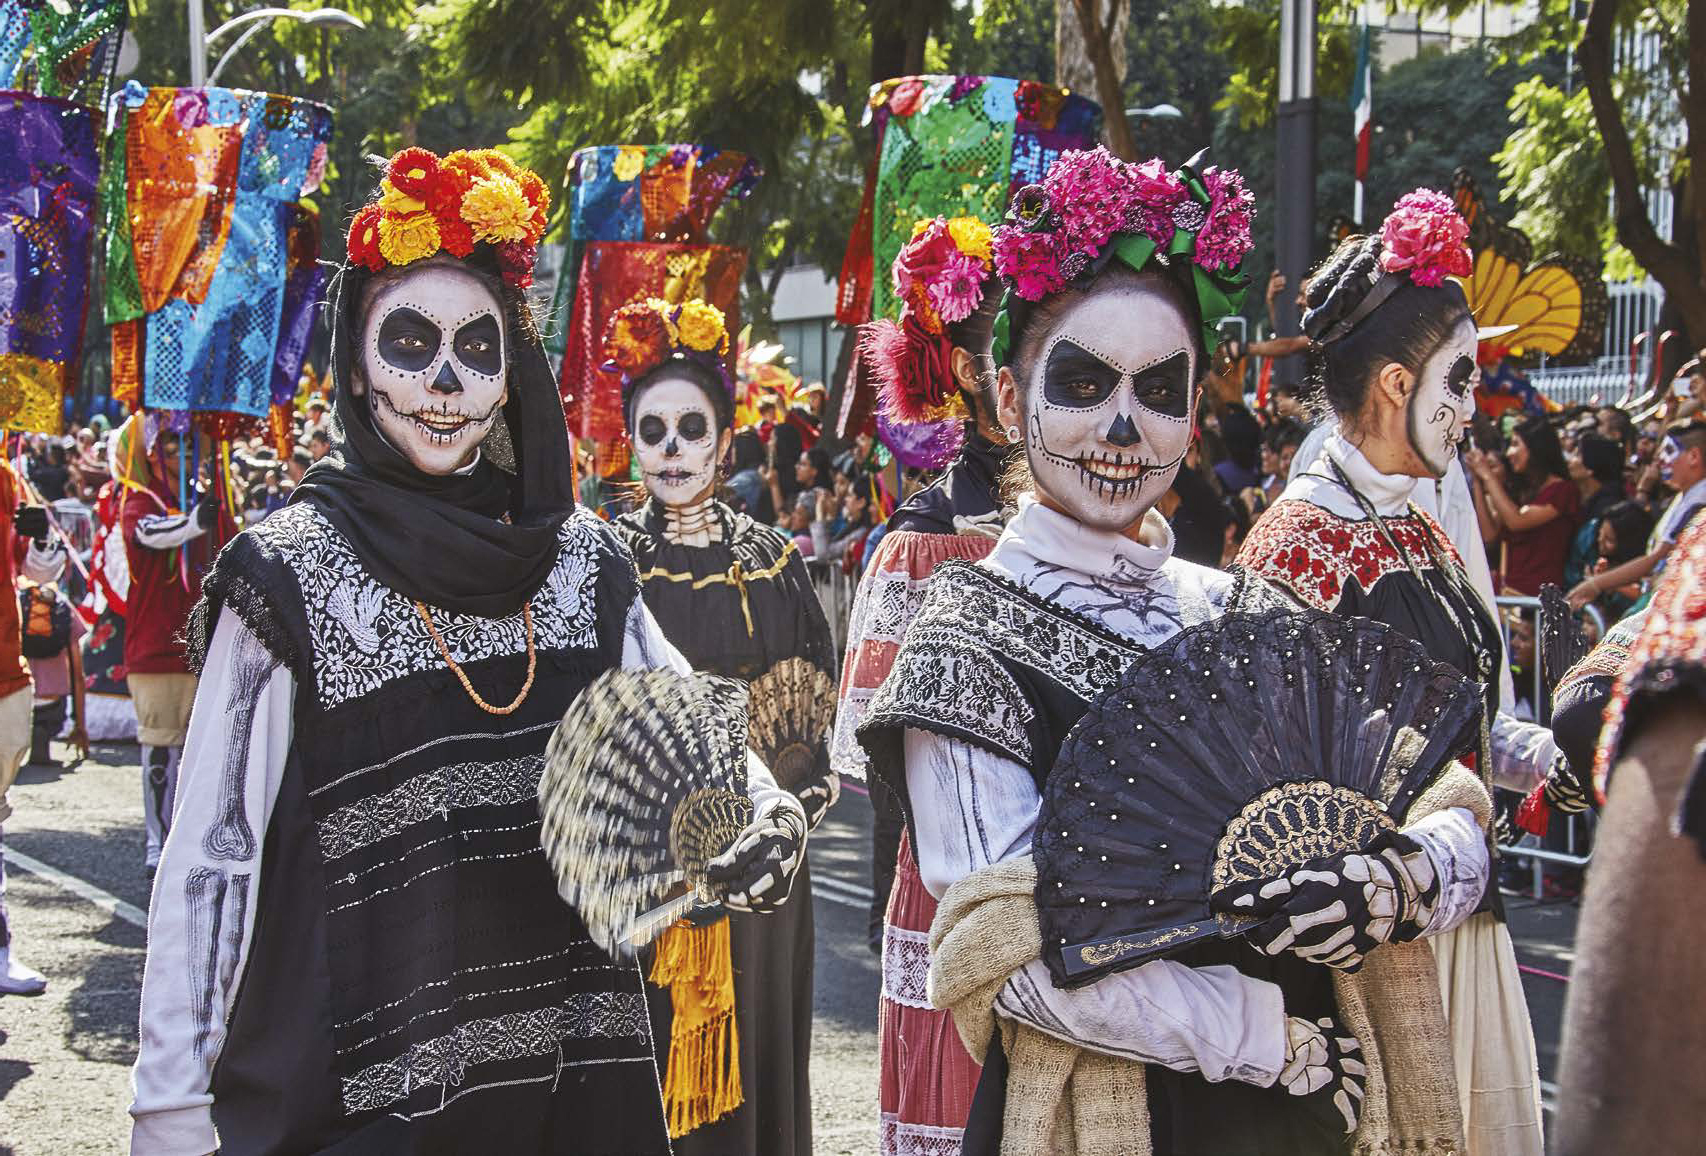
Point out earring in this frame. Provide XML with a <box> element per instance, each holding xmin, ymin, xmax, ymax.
<box><xmin>1005</xmin><ymin>426</ymin><xmax>1021</xmax><ymax>444</ymax></box>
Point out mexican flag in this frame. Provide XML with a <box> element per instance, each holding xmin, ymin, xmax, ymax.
<box><xmin>1352</xmin><ymin>22</ymin><xmax>1372</xmax><ymax>220</ymax></box>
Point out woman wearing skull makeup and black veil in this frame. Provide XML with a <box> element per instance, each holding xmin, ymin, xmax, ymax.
<box><xmin>605</xmin><ymin>297</ymin><xmax>835</xmax><ymax>1156</ymax></box>
<box><xmin>1237</xmin><ymin>192</ymin><xmax>1553</xmax><ymax>1156</ymax></box>
<box><xmin>128</xmin><ymin>150</ymin><xmax>806</xmax><ymax>1156</ymax></box>
<box><xmin>858</xmin><ymin>151</ymin><xmax>1489</xmax><ymax>1156</ymax></box>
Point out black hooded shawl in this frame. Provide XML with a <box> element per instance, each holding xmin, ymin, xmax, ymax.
<box><xmin>291</xmin><ymin>254</ymin><xmax>576</xmax><ymax>618</ymax></box>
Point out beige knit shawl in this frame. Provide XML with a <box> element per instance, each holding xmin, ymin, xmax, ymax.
<box><xmin>927</xmin><ymin>763</ymin><xmax>1491</xmax><ymax>1156</ymax></box>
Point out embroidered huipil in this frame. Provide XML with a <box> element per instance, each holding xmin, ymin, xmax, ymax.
<box><xmin>859</xmin><ymin>497</ymin><xmax>1486</xmax><ymax>1154</ymax></box>
<box><xmin>129</xmin><ymin>504</ymin><xmax>795</xmax><ymax>1155</ymax></box>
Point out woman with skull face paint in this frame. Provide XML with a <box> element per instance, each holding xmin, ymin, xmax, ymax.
<box><xmin>1237</xmin><ymin>191</ymin><xmax>1553</xmax><ymax>1156</ymax></box>
<box><xmin>130</xmin><ymin>150</ymin><xmax>805</xmax><ymax>1156</ymax></box>
<box><xmin>605</xmin><ymin>297</ymin><xmax>833</xmax><ymax>1156</ymax></box>
<box><xmin>858</xmin><ymin>152</ymin><xmax>1487</xmax><ymax>1156</ymax></box>
<box><xmin>833</xmin><ymin>216</ymin><xmax>1008</xmax><ymax>1156</ymax></box>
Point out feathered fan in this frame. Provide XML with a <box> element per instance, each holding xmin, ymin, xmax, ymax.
<box><xmin>746</xmin><ymin>656</ymin><xmax>835</xmax><ymax>792</ymax></box>
<box><xmin>1034</xmin><ymin>609</ymin><xmax>1483</xmax><ymax>988</ymax></box>
<box><xmin>539</xmin><ymin>668</ymin><xmax>751</xmax><ymax>958</ymax></box>
<box><xmin>1538</xmin><ymin>583</ymin><xmax>1589</xmax><ymax>725</ymax></box>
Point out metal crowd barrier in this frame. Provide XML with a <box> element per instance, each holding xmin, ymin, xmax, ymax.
<box><xmin>1491</xmin><ymin>594</ymin><xmax>1604</xmax><ymax>897</ymax></box>
<box><xmin>804</xmin><ymin>557</ymin><xmax>855</xmax><ymax>660</ymax></box>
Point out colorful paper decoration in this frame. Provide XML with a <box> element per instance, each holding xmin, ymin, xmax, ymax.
<box><xmin>836</xmin><ymin>75</ymin><xmax>1101</xmax><ymax>326</ymax></box>
<box><xmin>562</xmin><ymin>242</ymin><xmax>747</xmax><ymax>442</ymax></box>
<box><xmin>558</xmin><ymin>144</ymin><xmax>759</xmax><ymax>441</ymax></box>
<box><xmin>101</xmin><ymin>82</ymin><xmax>333</xmax><ymax>436</ymax></box>
<box><xmin>0</xmin><ymin>0</ymin><xmax>126</xmax><ymax>105</ymax></box>
<box><xmin>0</xmin><ymin>92</ymin><xmax>100</xmax><ymax>434</ymax></box>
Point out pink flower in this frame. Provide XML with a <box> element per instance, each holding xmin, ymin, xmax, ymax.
<box><xmin>994</xmin><ymin>227</ymin><xmax>1067</xmax><ymax>300</ymax></box>
<box><xmin>1195</xmin><ymin>166</ymin><xmax>1256</xmax><ymax>271</ymax></box>
<box><xmin>1129</xmin><ymin>157</ymin><xmax>1187</xmax><ymax>206</ymax></box>
<box><xmin>1045</xmin><ymin>147</ymin><xmax>1137</xmax><ymax>256</ymax></box>
<box><xmin>1379</xmin><ymin>188</ymin><xmax>1472</xmax><ymax>287</ymax></box>
<box><xmin>928</xmin><ymin>250</ymin><xmax>990</xmax><ymax>324</ymax></box>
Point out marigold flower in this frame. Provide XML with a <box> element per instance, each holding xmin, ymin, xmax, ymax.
<box><xmin>946</xmin><ymin>216</ymin><xmax>993</xmax><ymax>264</ymax></box>
<box><xmin>605</xmin><ymin>303</ymin><xmax>674</xmax><ymax>376</ymax></box>
<box><xmin>612</xmin><ymin>147</ymin><xmax>646</xmax><ymax>183</ymax></box>
<box><xmin>386</xmin><ymin>147</ymin><xmax>440</xmax><ymax>198</ymax></box>
<box><xmin>377</xmin><ymin>210</ymin><xmax>441</xmax><ymax>266</ymax></box>
<box><xmin>377</xmin><ymin>180</ymin><xmax>427</xmax><ymax>217</ymax></box>
<box><xmin>462</xmin><ymin>174</ymin><xmax>536</xmax><ymax>244</ymax></box>
<box><xmin>676</xmin><ymin>300</ymin><xmax>727</xmax><ymax>353</ymax></box>
<box><xmin>347</xmin><ymin>204</ymin><xmax>386</xmax><ymax>271</ymax></box>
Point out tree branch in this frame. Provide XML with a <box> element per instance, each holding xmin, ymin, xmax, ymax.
<box><xmin>1579</xmin><ymin>0</ymin><xmax>1706</xmax><ymax>341</ymax></box>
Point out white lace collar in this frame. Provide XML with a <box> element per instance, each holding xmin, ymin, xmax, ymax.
<box><xmin>988</xmin><ymin>496</ymin><xmax>1175</xmax><ymax>588</ymax></box>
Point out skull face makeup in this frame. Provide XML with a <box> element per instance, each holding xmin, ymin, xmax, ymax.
<box><xmin>1404</xmin><ymin>316</ymin><xmax>1478</xmax><ymax>478</ymax></box>
<box><xmin>1016</xmin><ymin>279</ymin><xmax>1197</xmax><ymax>532</ymax></box>
<box><xmin>358</xmin><ymin>262</ymin><xmax>507</xmax><ymax>475</ymax></box>
<box><xmin>632</xmin><ymin>374</ymin><xmax>722</xmax><ymax>507</ymax></box>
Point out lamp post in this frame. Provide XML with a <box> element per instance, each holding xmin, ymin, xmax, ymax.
<box><xmin>188</xmin><ymin>4</ymin><xmax>365</xmax><ymax>88</ymax></box>
<box><xmin>1273</xmin><ymin>0</ymin><xmax>1317</xmax><ymax>386</ymax></box>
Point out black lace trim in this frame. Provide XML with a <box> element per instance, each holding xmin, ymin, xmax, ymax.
<box><xmin>183</xmin><ymin>537</ymin><xmax>304</xmax><ymax>678</ymax></box>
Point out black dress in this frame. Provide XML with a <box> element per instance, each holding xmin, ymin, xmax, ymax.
<box><xmin>858</xmin><ymin>561</ymin><xmax>1350</xmax><ymax>1156</ymax></box>
<box><xmin>613</xmin><ymin>499</ymin><xmax>836</xmax><ymax>1156</ymax></box>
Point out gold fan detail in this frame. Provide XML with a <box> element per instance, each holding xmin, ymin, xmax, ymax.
<box><xmin>746</xmin><ymin>657</ymin><xmax>835</xmax><ymax>793</ymax></box>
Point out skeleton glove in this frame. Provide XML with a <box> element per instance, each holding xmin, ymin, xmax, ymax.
<box><xmin>1542</xmin><ymin>751</ymin><xmax>1592</xmax><ymax>815</ymax></box>
<box><xmin>794</xmin><ymin>771</ymin><xmax>840</xmax><ymax>832</ymax></box>
<box><xmin>1278</xmin><ymin>1015</ymin><xmax>1366</xmax><ymax>1135</ymax></box>
<box><xmin>1213</xmin><ymin>829</ymin><xmax>1440</xmax><ymax>971</ymax></box>
<box><xmin>705</xmin><ymin>802</ymin><xmax>807</xmax><ymax>914</ymax></box>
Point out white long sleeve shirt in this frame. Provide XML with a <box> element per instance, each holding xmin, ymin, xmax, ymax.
<box><xmin>130</xmin><ymin>595</ymin><xmax>796</xmax><ymax>1156</ymax></box>
<box><xmin>904</xmin><ymin>498</ymin><xmax>1488</xmax><ymax>1087</ymax></box>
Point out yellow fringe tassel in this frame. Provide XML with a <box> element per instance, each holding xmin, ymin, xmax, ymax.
<box><xmin>649</xmin><ymin>918</ymin><xmax>743</xmax><ymax>1138</ymax></box>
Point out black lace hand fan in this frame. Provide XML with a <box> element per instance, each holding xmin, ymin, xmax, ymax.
<box><xmin>746</xmin><ymin>656</ymin><xmax>836</xmax><ymax>792</ymax></box>
<box><xmin>1034</xmin><ymin>609</ymin><xmax>1483</xmax><ymax>989</ymax></box>
<box><xmin>539</xmin><ymin>668</ymin><xmax>751</xmax><ymax>958</ymax></box>
<box><xmin>1538</xmin><ymin>583</ymin><xmax>1589</xmax><ymax>725</ymax></box>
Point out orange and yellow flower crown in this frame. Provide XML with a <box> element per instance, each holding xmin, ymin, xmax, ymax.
<box><xmin>347</xmin><ymin>146</ymin><xmax>550</xmax><ymax>288</ymax></box>
<box><xmin>602</xmin><ymin>297</ymin><xmax>733</xmax><ymax>386</ymax></box>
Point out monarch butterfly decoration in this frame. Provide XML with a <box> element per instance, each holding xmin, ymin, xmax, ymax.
<box><xmin>1451</xmin><ymin>168</ymin><xmax>1608</xmax><ymax>367</ymax></box>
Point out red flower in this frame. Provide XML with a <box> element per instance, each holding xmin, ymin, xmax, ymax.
<box><xmin>889</xmin><ymin>78</ymin><xmax>926</xmax><ymax>117</ymax></box>
<box><xmin>386</xmin><ymin>147</ymin><xmax>441</xmax><ymax>198</ymax></box>
<box><xmin>347</xmin><ymin>204</ymin><xmax>386</xmax><ymax>271</ymax></box>
<box><xmin>438</xmin><ymin>214</ymin><xmax>476</xmax><ymax>259</ymax></box>
<box><xmin>604</xmin><ymin>303</ymin><xmax>673</xmax><ymax>376</ymax></box>
<box><xmin>496</xmin><ymin>241</ymin><xmax>537</xmax><ymax>288</ymax></box>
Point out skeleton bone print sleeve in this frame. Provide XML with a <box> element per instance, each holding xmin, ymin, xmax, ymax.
<box><xmin>131</xmin><ymin>610</ymin><xmax>290</xmax><ymax>1156</ymax></box>
<box><xmin>904</xmin><ymin>729</ymin><xmax>1288</xmax><ymax>1084</ymax></box>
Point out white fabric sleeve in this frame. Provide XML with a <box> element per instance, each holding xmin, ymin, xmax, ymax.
<box><xmin>134</xmin><ymin>509</ymin><xmax>210</xmax><ymax>551</ymax></box>
<box><xmin>130</xmin><ymin>611</ymin><xmax>292</xmax><ymax>1156</ymax></box>
<box><xmin>905</xmin><ymin>728</ymin><xmax>1287</xmax><ymax>1085</ymax></box>
<box><xmin>20</xmin><ymin>537</ymin><xmax>66</xmax><ymax>583</ymax></box>
<box><xmin>1489</xmin><ymin>711</ymin><xmax>1558</xmax><ymax>793</ymax></box>
<box><xmin>1402</xmin><ymin>806</ymin><xmax>1489</xmax><ymax>937</ymax></box>
<box><xmin>618</xmin><ymin>598</ymin><xmax>800</xmax><ymax>823</ymax></box>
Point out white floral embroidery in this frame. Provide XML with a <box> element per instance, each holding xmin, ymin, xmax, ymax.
<box><xmin>249</xmin><ymin>505</ymin><xmax>610</xmax><ymax>708</ymax></box>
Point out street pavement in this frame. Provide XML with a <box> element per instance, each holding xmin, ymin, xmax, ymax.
<box><xmin>0</xmin><ymin>744</ymin><xmax>1577</xmax><ymax>1155</ymax></box>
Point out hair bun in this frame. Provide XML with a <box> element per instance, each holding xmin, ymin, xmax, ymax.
<box><xmin>1301</xmin><ymin>235</ymin><xmax>1383</xmax><ymax>344</ymax></box>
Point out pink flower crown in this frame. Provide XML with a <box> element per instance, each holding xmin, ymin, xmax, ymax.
<box><xmin>988</xmin><ymin>147</ymin><xmax>1254</xmax><ymax>361</ymax></box>
<box><xmin>859</xmin><ymin>216</ymin><xmax>997</xmax><ymax>426</ymax></box>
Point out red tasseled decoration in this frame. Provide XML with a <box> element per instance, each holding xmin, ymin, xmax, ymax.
<box><xmin>1514</xmin><ymin>781</ymin><xmax>1552</xmax><ymax>838</ymax></box>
